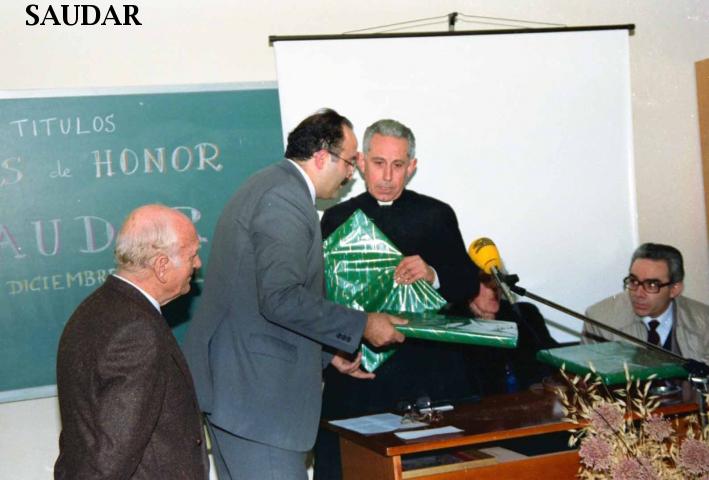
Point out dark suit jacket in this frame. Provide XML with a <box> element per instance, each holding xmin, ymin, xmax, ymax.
<box><xmin>182</xmin><ymin>160</ymin><xmax>367</xmax><ymax>452</ymax></box>
<box><xmin>55</xmin><ymin>275</ymin><xmax>208</xmax><ymax>480</ymax></box>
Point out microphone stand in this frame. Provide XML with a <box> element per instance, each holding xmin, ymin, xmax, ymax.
<box><xmin>503</xmin><ymin>273</ymin><xmax>709</xmax><ymax>428</ymax></box>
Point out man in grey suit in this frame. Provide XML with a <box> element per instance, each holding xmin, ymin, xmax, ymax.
<box><xmin>582</xmin><ymin>242</ymin><xmax>709</xmax><ymax>363</ymax></box>
<box><xmin>55</xmin><ymin>204</ymin><xmax>208</xmax><ymax>479</ymax></box>
<box><xmin>183</xmin><ymin>108</ymin><xmax>406</xmax><ymax>480</ymax></box>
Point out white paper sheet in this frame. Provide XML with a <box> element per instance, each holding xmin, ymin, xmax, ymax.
<box><xmin>394</xmin><ymin>426</ymin><xmax>463</xmax><ymax>440</ymax></box>
<box><xmin>328</xmin><ymin>413</ymin><xmax>427</xmax><ymax>435</ymax></box>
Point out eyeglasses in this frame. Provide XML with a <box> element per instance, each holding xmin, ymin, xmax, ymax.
<box><xmin>623</xmin><ymin>275</ymin><xmax>673</xmax><ymax>294</ymax></box>
<box><xmin>397</xmin><ymin>396</ymin><xmax>443</xmax><ymax>424</ymax></box>
<box><xmin>328</xmin><ymin>151</ymin><xmax>357</xmax><ymax>169</ymax></box>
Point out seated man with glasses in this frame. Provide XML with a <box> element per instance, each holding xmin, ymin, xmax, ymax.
<box><xmin>581</xmin><ymin>242</ymin><xmax>709</xmax><ymax>363</ymax></box>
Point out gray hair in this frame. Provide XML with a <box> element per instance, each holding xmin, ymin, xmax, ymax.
<box><xmin>114</xmin><ymin>205</ymin><xmax>181</xmax><ymax>271</ymax></box>
<box><xmin>363</xmin><ymin>119</ymin><xmax>416</xmax><ymax>159</ymax></box>
<box><xmin>631</xmin><ymin>243</ymin><xmax>684</xmax><ymax>283</ymax></box>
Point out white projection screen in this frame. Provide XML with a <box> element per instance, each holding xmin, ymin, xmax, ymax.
<box><xmin>273</xmin><ymin>27</ymin><xmax>637</xmax><ymax>341</ymax></box>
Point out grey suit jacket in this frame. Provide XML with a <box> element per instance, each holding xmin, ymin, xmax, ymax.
<box><xmin>55</xmin><ymin>275</ymin><xmax>209</xmax><ymax>480</ymax></box>
<box><xmin>582</xmin><ymin>292</ymin><xmax>709</xmax><ymax>363</ymax></box>
<box><xmin>183</xmin><ymin>160</ymin><xmax>367</xmax><ymax>451</ymax></box>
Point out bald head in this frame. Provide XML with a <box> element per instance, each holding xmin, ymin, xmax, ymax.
<box><xmin>115</xmin><ymin>204</ymin><xmax>193</xmax><ymax>272</ymax></box>
<box><xmin>114</xmin><ymin>205</ymin><xmax>202</xmax><ymax>305</ymax></box>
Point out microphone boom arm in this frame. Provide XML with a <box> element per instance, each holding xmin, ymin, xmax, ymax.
<box><xmin>506</xmin><ymin>276</ymin><xmax>709</xmax><ymax>428</ymax></box>
<box><xmin>505</xmin><ymin>276</ymin><xmax>685</xmax><ymax>361</ymax></box>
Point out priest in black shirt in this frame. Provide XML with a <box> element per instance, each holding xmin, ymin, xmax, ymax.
<box><xmin>314</xmin><ymin>119</ymin><xmax>479</xmax><ymax>479</ymax></box>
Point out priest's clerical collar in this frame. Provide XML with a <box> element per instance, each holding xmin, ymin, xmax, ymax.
<box><xmin>367</xmin><ymin>189</ymin><xmax>408</xmax><ymax>206</ymax></box>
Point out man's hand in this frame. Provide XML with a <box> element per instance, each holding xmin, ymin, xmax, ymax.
<box><xmin>330</xmin><ymin>351</ymin><xmax>375</xmax><ymax>380</ymax></box>
<box><xmin>469</xmin><ymin>300</ymin><xmax>497</xmax><ymax>320</ymax></box>
<box><xmin>394</xmin><ymin>255</ymin><xmax>435</xmax><ymax>285</ymax></box>
<box><xmin>363</xmin><ymin>312</ymin><xmax>407</xmax><ymax>347</ymax></box>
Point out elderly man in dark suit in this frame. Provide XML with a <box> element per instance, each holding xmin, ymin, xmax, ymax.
<box><xmin>183</xmin><ymin>108</ymin><xmax>406</xmax><ymax>480</ymax></box>
<box><xmin>314</xmin><ymin>118</ymin><xmax>479</xmax><ymax>480</ymax></box>
<box><xmin>54</xmin><ymin>204</ymin><xmax>208</xmax><ymax>480</ymax></box>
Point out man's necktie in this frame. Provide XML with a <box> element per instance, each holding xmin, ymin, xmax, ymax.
<box><xmin>647</xmin><ymin>319</ymin><xmax>660</xmax><ymax>345</ymax></box>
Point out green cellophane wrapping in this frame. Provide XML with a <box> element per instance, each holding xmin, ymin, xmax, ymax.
<box><xmin>323</xmin><ymin>209</ymin><xmax>517</xmax><ymax>371</ymax></box>
<box><xmin>393</xmin><ymin>311</ymin><xmax>517</xmax><ymax>347</ymax></box>
<box><xmin>323</xmin><ymin>209</ymin><xmax>446</xmax><ymax>371</ymax></box>
<box><xmin>536</xmin><ymin>341</ymin><xmax>687</xmax><ymax>385</ymax></box>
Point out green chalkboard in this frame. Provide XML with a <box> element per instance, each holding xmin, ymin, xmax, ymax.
<box><xmin>0</xmin><ymin>85</ymin><xmax>283</xmax><ymax>399</ymax></box>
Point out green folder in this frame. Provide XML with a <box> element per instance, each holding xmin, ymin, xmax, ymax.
<box><xmin>393</xmin><ymin>311</ymin><xmax>517</xmax><ymax>348</ymax></box>
<box><xmin>536</xmin><ymin>341</ymin><xmax>688</xmax><ymax>385</ymax></box>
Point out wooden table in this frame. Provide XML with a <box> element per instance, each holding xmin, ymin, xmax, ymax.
<box><xmin>326</xmin><ymin>384</ymin><xmax>699</xmax><ymax>480</ymax></box>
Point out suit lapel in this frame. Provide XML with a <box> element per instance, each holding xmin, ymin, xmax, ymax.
<box><xmin>105</xmin><ymin>275</ymin><xmax>194</xmax><ymax>382</ymax></box>
<box><xmin>104</xmin><ymin>275</ymin><xmax>162</xmax><ymax>320</ymax></box>
<box><xmin>278</xmin><ymin>158</ymin><xmax>320</xmax><ymax>228</ymax></box>
<box><xmin>278</xmin><ymin>159</ymin><xmax>313</xmax><ymax>201</ymax></box>
<box><xmin>166</xmin><ymin>334</ymin><xmax>196</xmax><ymax>388</ymax></box>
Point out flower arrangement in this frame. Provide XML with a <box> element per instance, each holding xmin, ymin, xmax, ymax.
<box><xmin>556</xmin><ymin>366</ymin><xmax>709</xmax><ymax>479</ymax></box>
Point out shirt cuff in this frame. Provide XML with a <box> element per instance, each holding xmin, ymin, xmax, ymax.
<box><xmin>431</xmin><ymin>267</ymin><xmax>440</xmax><ymax>289</ymax></box>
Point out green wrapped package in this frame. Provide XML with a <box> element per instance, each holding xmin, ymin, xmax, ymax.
<box><xmin>323</xmin><ymin>209</ymin><xmax>447</xmax><ymax>371</ymax></box>
<box><xmin>536</xmin><ymin>341</ymin><xmax>688</xmax><ymax>385</ymax></box>
<box><xmin>394</xmin><ymin>311</ymin><xmax>518</xmax><ymax>347</ymax></box>
<box><xmin>323</xmin><ymin>209</ymin><xmax>518</xmax><ymax>371</ymax></box>
<box><xmin>323</xmin><ymin>210</ymin><xmax>447</xmax><ymax>313</ymax></box>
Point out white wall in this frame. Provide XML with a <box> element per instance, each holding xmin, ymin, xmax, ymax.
<box><xmin>0</xmin><ymin>397</ymin><xmax>60</xmax><ymax>479</ymax></box>
<box><xmin>1</xmin><ymin>1</ymin><xmax>707</xmax><ymax>478</ymax></box>
<box><xmin>0</xmin><ymin>396</ymin><xmax>220</xmax><ymax>480</ymax></box>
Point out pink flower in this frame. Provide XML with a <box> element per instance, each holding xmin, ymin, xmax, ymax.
<box><xmin>590</xmin><ymin>402</ymin><xmax>625</xmax><ymax>436</ymax></box>
<box><xmin>611</xmin><ymin>457</ymin><xmax>658</xmax><ymax>480</ymax></box>
<box><xmin>678</xmin><ymin>438</ymin><xmax>709</xmax><ymax>475</ymax></box>
<box><xmin>644</xmin><ymin>414</ymin><xmax>672</xmax><ymax>442</ymax></box>
<box><xmin>579</xmin><ymin>436</ymin><xmax>613</xmax><ymax>471</ymax></box>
